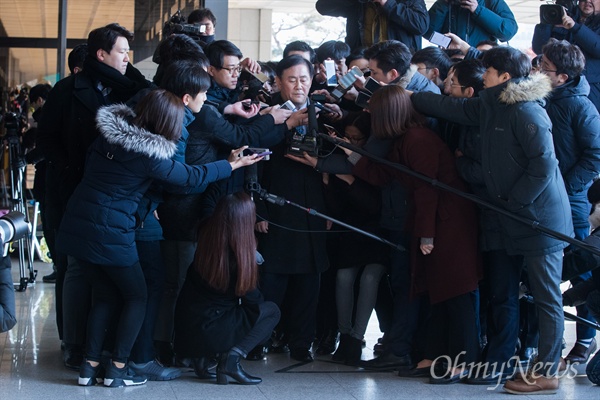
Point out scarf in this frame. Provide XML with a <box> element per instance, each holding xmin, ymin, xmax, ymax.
<box><xmin>83</xmin><ymin>56</ymin><xmax>150</xmax><ymax>103</ymax></box>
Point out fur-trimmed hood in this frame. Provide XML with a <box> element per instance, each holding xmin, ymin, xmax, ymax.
<box><xmin>498</xmin><ymin>73</ymin><xmax>552</xmax><ymax>105</ymax></box>
<box><xmin>95</xmin><ymin>104</ymin><xmax>177</xmax><ymax>160</ymax></box>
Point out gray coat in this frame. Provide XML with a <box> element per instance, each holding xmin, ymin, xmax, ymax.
<box><xmin>412</xmin><ymin>73</ymin><xmax>573</xmax><ymax>256</ymax></box>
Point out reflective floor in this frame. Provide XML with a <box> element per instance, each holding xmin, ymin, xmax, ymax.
<box><xmin>1</xmin><ymin>259</ymin><xmax>598</xmax><ymax>399</ymax></box>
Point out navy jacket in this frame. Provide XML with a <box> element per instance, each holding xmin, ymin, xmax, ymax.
<box><xmin>532</xmin><ymin>15</ymin><xmax>600</xmax><ymax>111</ymax></box>
<box><xmin>545</xmin><ymin>75</ymin><xmax>600</xmax><ymax>228</ymax></box>
<box><xmin>57</xmin><ymin>105</ymin><xmax>232</xmax><ymax>267</ymax></box>
<box><xmin>426</xmin><ymin>0</ymin><xmax>518</xmax><ymax>46</ymax></box>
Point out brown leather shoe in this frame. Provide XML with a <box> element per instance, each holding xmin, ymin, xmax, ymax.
<box><xmin>503</xmin><ymin>375</ymin><xmax>559</xmax><ymax>395</ymax></box>
<box><xmin>564</xmin><ymin>338</ymin><xmax>597</xmax><ymax>364</ymax></box>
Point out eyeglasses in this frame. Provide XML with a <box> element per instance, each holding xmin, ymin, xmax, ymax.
<box><xmin>450</xmin><ymin>83</ymin><xmax>467</xmax><ymax>88</ymax></box>
<box><xmin>347</xmin><ymin>136</ymin><xmax>366</xmax><ymax>143</ymax></box>
<box><xmin>417</xmin><ymin>66</ymin><xmax>432</xmax><ymax>71</ymax></box>
<box><xmin>218</xmin><ymin>65</ymin><xmax>243</xmax><ymax>75</ymax></box>
<box><xmin>541</xmin><ymin>67</ymin><xmax>558</xmax><ymax>73</ymax></box>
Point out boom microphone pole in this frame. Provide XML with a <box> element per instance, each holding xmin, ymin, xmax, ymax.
<box><xmin>319</xmin><ymin>133</ymin><xmax>600</xmax><ymax>261</ymax></box>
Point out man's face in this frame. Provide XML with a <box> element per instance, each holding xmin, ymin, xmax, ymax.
<box><xmin>540</xmin><ymin>55</ymin><xmax>564</xmax><ymax>88</ymax></box>
<box><xmin>579</xmin><ymin>0</ymin><xmax>600</xmax><ymax>17</ymax></box>
<box><xmin>415</xmin><ymin>62</ymin><xmax>434</xmax><ymax>81</ymax></box>
<box><xmin>482</xmin><ymin>66</ymin><xmax>507</xmax><ymax>89</ymax></box>
<box><xmin>197</xmin><ymin>18</ymin><xmax>215</xmax><ymax>36</ymax></box>
<box><xmin>186</xmin><ymin>91</ymin><xmax>207</xmax><ymax>113</ymax></box>
<box><xmin>276</xmin><ymin>63</ymin><xmax>311</xmax><ymax>108</ymax></box>
<box><xmin>368</xmin><ymin>59</ymin><xmax>394</xmax><ymax>84</ymax></box>
<box><xmin>98</xmin><ymin>36</ymin><xmax>130</xmax><ymax>75</ymax></box>
<box><xmin>209</xmin><ymin>55</ymin><xmax>241</xmax><ymax>90</ymax></box>
<box><xmin>333</xmin><ymin>58</ymin><xmax>348</xmax><ymax>75</ymax></box>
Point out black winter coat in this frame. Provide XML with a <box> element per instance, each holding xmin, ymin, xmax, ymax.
<box><xmin>174</xmin><ymin>266</ymin><xmax>262</xmax><ymax>357</ymax></box>
<box><xmin>412</xmin><ymin>74</ymin><xmax>573</xmax><ymax>256</ymax></box>
<box><xmin>57</xmin><ymin>105</ymin><xmax>232</xmax><ymax>267</ymax></box>
<box><xmin>316</xmin><ymin>0</ymin><xmax>429</xmax><ymax>53</ymax></box>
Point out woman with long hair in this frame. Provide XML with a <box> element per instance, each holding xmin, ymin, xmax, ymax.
<box><xmin>351</xmin><ymin>85</ymin><xmax>480</xmax><ymax>383</ymax></box>
<box><xmin>57</xmin><ymin>89</ymin><xmax>260</xmax><ymax>387</ymax></box>
<box><xmin>174</xmin><ymin>192</ymin><xmax>280</xmax><ymax>385</ymax></box>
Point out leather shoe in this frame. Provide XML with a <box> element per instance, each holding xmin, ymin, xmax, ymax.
<box><xmin>290</xmin><ymin>348</ymin><xmax>314</xmax><ymax>363</ymax></box>
<box><xmin>358</xmin><ymin>353</ymin><xmax>413</xmax><ymax>371</ymax></box>
<box><xmin>503</xmin><ymin>375</ymin><xmax>558</xmax><ymax>395</ymax></box>
<box><xmin>430</xmin><ymin>368</ymin><xmax>470</xmax><ymax>385</ymax></box>
<box><xmin>398</xmin><ymin>365</ymin><xmax>432</xmax><ymax>378</ymax></box>
<box><xmin>316</xmin><ymin>330</ymin><xmax>340</xmax><ymax>355</ymax></box>
<box><xmin>192</xmin><ymin>357</ymin><xmax>217</xmax><ymax>379</ymax></box>
<box><xmin>63</xmin><ymin>346</ymin><xmax>84</xmax><ymax>371</ymax></box>
<box><xmin>565</xmin><ymin>338</ymin><xmax>597</xmax><ymax>364</ymax></box>
<box><xmin>466</xmin><ymin>368</ymin><xmax>514</xmax><ymax>385</ymax></box>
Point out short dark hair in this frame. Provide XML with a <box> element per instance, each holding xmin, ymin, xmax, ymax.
<box><xmin>133</xmin><ymin>89</ymin><xmax>184</xmax><ymax>142</ymax></box>
<box><xmin>188</xmin><ymin>8</ymin><xmax>216</xmax><ymax>25</ymax></box>
<box><xmin>276</xmin><ymin>55</ymin><xmax>314</xmax><ymax>78</ymax></box>
<box><xmin>345</xmin><ymin>47</ymin><xmax>367</xmax><ymax>68</ymax></box>
<box><xmin>29</xmin><ymin>84</ymin><xmax>52</xmax><ymax>103</ymax></box>
<box><xmin>475</xmin><ymin>39</ymin><xmax>499</xmax><ymax>50</ymax></box>
<box><xmin>204</xmin><ymin>40</ymin><xmax>243</xmax><ymax>68</ymax></box>
<box><xmin>283</xmin><ymin>40</ymin><xmax>315</xmax><ymax>63</ymax></box>
<box><xmin>315</xmin><ymin>40</ymin><xmax>351</xmax><ymax>63</ymax></box>
<box><xmin>364</xmin><ymin>40</ymin><xmax>412</xmax><ymax>77</ymax></box>
<box><xmin>542</xmin><ymin>38</ymin><xmax>586</xmax><ymax>80</ymax></box>
<box><xmin>482</xmin><ymin>46</ymin><xmax>530</xmax><ymax>79</ymax></box>
<box><xmin>411</xmin><ymin>46</ymin><xmax>453</xmax><ymax>81</ymax></box>
<box><xmin>87</xmin><ymin>23</ymin><xmax>133</xmax><ymax>57</ymax></box>
<box><xmin>452</xmin><ymin>59</ymin><xmax>485</xmax><ymax>96</ymax></box>
<box><xmin>160</xmin><ymin>60</ymin><xmax>211</xmax><ymax>98</ymax></box>
<box><xmin>155</xmin><ymin>34</ymin><xmax>208</xmax><ymax>67</ymax></box>
<box><xmin>68</xmin><ymin>44</ymin><xmax>88</xmax><ymax>74</ymax></box>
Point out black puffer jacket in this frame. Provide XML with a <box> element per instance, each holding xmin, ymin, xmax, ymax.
<box><xmin>57</xmin><ymin>105</ymin><xmax>232</xmax><ymax>267</ymax></box>
<box><xmin>412</xmin><ymin>73</ymin><xmax>573</xmax><ymax>256</ymax></box>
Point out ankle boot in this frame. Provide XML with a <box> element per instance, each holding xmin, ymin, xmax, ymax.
<box><xmin>192</xmin><ymin>357</ymin><xmax>217</xmax><ymax>379</ymax></box>
<box><xmin>344</xmin><ymin>337</ymin><xmax>363</xmax><ymax>366</ymax></box>
<box><xmin>332</xmin><ymin>334</ymin><xmax>350</xmax><ymax>363</ymax></box>
<box><xmin>216</xmin><ymin>350</ymin><xmax>262</xmax><ymax>385</ymax></box>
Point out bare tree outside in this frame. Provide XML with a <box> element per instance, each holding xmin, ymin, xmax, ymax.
<box><xmin>271</xmin><ymin>11</ymin><xmax>346</xmax><ymax>60</ymax></box>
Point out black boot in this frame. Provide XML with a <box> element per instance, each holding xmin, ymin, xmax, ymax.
<box><xmin>216</xmin><ymin>350</ymin><xmax>261</xmax><ymax>385</ymax></box>
<box><xmin>344</xmin><ymin>336</ymin><xmax>363</xmax><ymax>366</ymax></box>
<box><xmin>192</xmin><ymin>357</ymin><xmax>217</xmax><ymax>379</ymax></box>
<box><xmin>332</xmin><ymin>334</ymin><xmax>350</xmax><ymax>363</ymax></box>
<box><xmin>316</xmin><ymin>330</ymin><xmax>340</xmax><ymax>355</ymax></box>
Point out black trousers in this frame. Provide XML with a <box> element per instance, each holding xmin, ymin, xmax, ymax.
<box><xmin>260</xmin><ymin>272</ymin><xmax>320</xmax><ymax>350</ymax></box>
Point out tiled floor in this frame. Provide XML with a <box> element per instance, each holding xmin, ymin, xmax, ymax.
<box><xmin>1</xmin><ymin>259</ymin><xmax>598</xmax><ymax>399</ymax></box>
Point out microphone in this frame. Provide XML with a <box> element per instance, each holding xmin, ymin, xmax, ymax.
<box><xmin>307</xmin><ymin>98</ymin><xmax>319</xmax><ymax>137</ymax></box>
<box><xmin>244</xmin><ymin>163</ymin><xmax>259</xmax><ymax>199</ymax></box>
<box><xmin>262</xmin><ymin>192</ymin><xmax>286</xmax><ymax>206</ymax></box>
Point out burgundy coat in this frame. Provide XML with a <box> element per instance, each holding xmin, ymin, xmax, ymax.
<box><xmin>354</xmin><ymin>126</ymin><xmax>480</xmax><ymax>304</ymax></box>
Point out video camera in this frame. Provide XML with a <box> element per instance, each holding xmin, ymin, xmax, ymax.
<box><xmin>163</xmin><ymin>10</ymin><xmax>206</xmax><ymax>37</ymax></box>
<box><xmin>540</xmin><ymin>0</ymin><xmax>578</xmax><ymax>25</ymax></box>
<box><xmin>0</xmin><ymin>211</ymin><xmax>29</xmax><ymax>253</ymax></box>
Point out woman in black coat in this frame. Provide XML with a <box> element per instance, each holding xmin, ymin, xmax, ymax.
<box><xmin>57</xmin><ymin>89</ymin><xmax>259</xmax><ymax>388</ymax></box>
<box><xmin>174</xmin><ymin>192</ymin><xmax>280</xmax><ymax>385</ymax></box>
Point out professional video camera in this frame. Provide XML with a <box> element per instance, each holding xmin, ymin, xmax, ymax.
<box><xmin>163</xmin><ymin>10</ymin><xmax>206</xmax><ymax>37</ymax></box>
<box><xmin>0</xmin><ymin>211</ymin><xmax>29</xmax><ymax>251</ymax></box>
<box><xmin>0</xmin><ymin>112</ymin><xmax>27</xmax><ymax>170</ymax></box>
<box><xmin>540</xmin><ymin>0</ymin><xmax>578</xmax><ymax>25</ymax></box>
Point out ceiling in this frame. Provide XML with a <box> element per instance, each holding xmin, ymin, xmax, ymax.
<box><xmin>1</xmin><ymin>0</ymin><xmax>543</xmax><ymax>86</ymax></box>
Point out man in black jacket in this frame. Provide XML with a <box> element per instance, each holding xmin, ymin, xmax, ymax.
<box><xmin>37</xmin><ymin>23</ymin><xmax>150</xmax><ymax>371</ymax></box>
